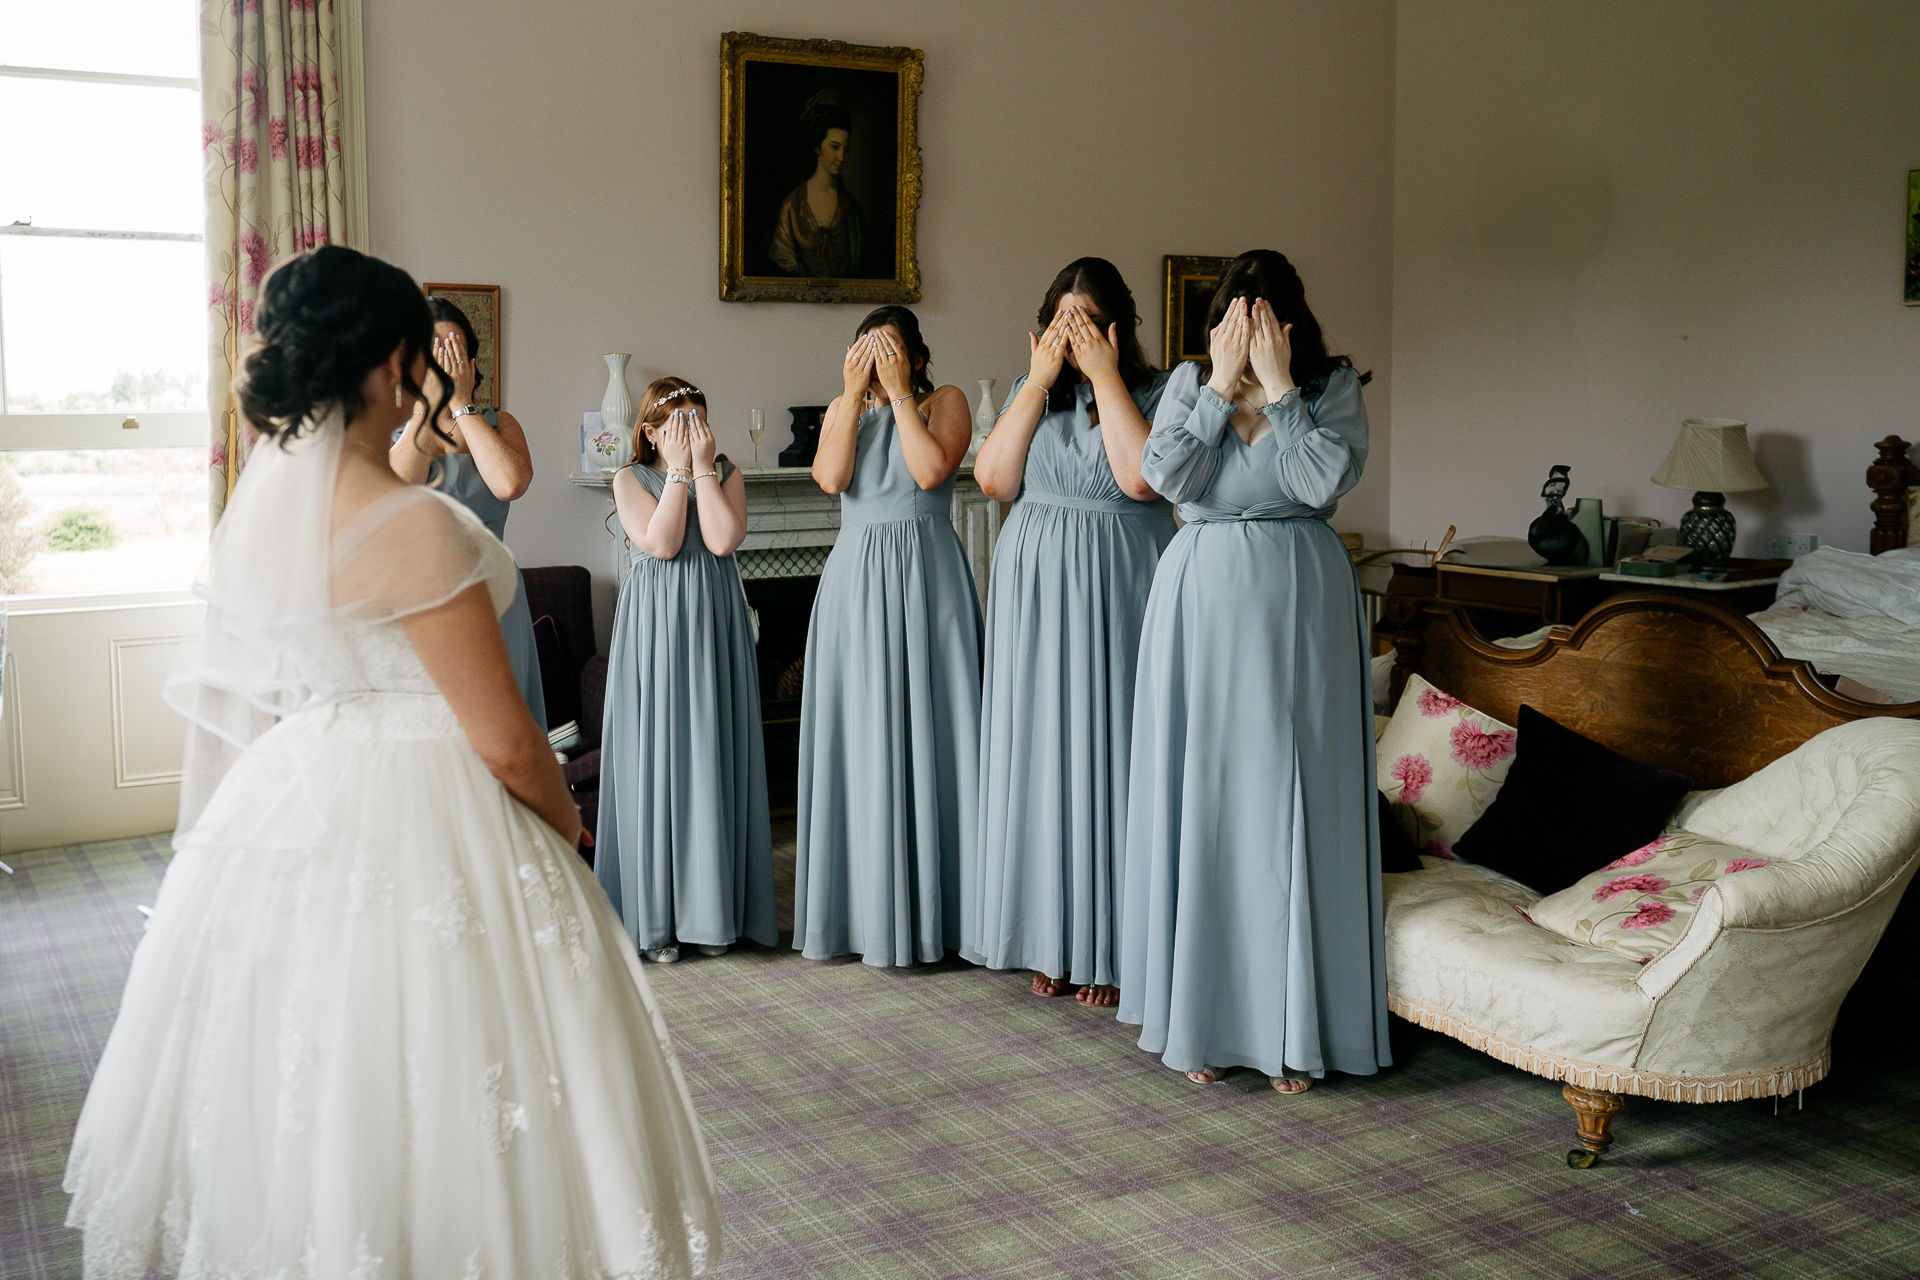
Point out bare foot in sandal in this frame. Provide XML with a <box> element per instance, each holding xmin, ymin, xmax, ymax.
<box><xmin>1075</xmin><ymin>984</ymin><xmax>1119</xmax><ymax>1007</ymax></box>
<box><xmin>1272</xmin><ymin>1071</ymin><xmax>1314</xmax><ymax>1095</ymax></box>
<box><xmin>1185</xmin><ymin>1065</ymin><xmax>1226</xmax><ymax>1084</ymax></box>
<box><xmin>1030</xmin><ymin>971</ymin><xmax>1068</xmax><ymax>997</ymax></box>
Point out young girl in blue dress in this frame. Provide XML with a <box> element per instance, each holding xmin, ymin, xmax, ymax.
<box><xmin>596</xmin><ymin>377</ymin><xmax>777</xmax><ymax>964</ymax></box>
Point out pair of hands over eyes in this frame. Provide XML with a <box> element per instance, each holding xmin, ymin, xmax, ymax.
<box><xmin>842</xmin><ymin>329</ymin><xmax>916</xmax><ymax>403</ymax></box>
<box><xmin>1207</xmin><ymin>296</ymin><xmax>1293</xmax><ymax>399</ymax></box>
<box><xmin>652</xmin><ymin>407</ymin><xmax>717</xmax><ymax>474</ymax></box>
<box><xmin>1025</xmin><ymin>305</ymin><xmax>1122</xmax><ymax>391</ymax></box>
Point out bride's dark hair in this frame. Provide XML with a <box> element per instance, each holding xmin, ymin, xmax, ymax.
<box><xmin>236</xmin><ymin>245</ymin><xmax>450</xmax><ymax>440</ymax></box>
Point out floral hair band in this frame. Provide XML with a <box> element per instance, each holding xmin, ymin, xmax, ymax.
<box><xmin>653</xmin><ymin>387</ymin><xmax>704</xmax><ymax>409</ymax></box>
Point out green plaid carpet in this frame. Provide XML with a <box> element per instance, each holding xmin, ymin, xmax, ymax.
<box><xmin>5</xmin><ymin>829</ymin><xmax>1919</xmax><ymax>1278</ymax></box>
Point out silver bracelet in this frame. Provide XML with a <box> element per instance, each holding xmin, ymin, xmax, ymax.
<box><xmin>890</xmin><ymin>393</ymin><xmax>914</xmax><ymax>407</ymax></box>
<box><xmin>451</xmin><ymin>404</ymin><xmax>482</xmax><ymax>419</ymax></box>
<box><xmin>663</xmin><ymin>471</ymin><xmax>690</xmax><ymax>487</ymax></box>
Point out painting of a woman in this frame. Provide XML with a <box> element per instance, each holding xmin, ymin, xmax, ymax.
<box><xmin>769</xmin><ymin>92</ymin><xmax>867</xmax><ymax>279</ymax></box>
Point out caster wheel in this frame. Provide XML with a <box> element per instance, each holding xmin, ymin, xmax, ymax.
<box><xmin>1567</xmin><ymin>1149</ymin><xmax>1601</xmax><ymax>1169</ymax></box>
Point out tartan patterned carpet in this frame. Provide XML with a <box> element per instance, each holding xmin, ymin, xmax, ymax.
<box><xmin>5</xmin><ymin>827</ymin><xmax>1919</xmax><ymax>1279</ymax></box>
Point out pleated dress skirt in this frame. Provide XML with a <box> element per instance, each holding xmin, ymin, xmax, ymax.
<box><xmin>1118</xmin><ymin>516</ymin><xmax>1391</xmax><ymax>1080</ymax></box>
<box><xmin>793</xmin><ymin>509</ymin><xmax>983</xmax><ymax>967</ymax></box>
<box><xmin>963</xmin><ymin>494</ymin><xmax>1171</xmax><ymax>986</ymax></box>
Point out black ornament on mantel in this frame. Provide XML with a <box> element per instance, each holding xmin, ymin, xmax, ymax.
<box><xmin>1527</xmin><ymin>464</ymin><xmax>1588</xmax><ymax>566</ymax></box>
<box><xmin>776</xmin><ymin>405</ymin><xmax>828</xmax><ymax>468</ymax></box>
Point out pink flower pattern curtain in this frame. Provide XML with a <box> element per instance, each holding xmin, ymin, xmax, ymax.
<box><xmin>201</xmin><ymin>0</ymin><xmax>349</xmax><ymax>523</ymax></box>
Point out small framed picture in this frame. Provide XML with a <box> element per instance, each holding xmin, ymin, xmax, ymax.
<box><xmin>1907</xmin><ymin>170</ymin><xmax>1919</xmax><ymax>306</ymax></box>
<box><xmin>720</xmin><ymin>31</ymin><xmax>925</xmax><ymax>304</ymax></box>
<box><xmin>1163</xmin><ymin>255</ymin><xmax>1233</xmax><ymax>368</ymax></box>
<box><xmin>422</xmin><ymin>282</ymin><xmax>503</xmax><ymax>408</ymax></box>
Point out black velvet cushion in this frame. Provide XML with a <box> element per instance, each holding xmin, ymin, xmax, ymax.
<box><xmin>1377</xmin><ymin>792</ymin><xmax>1427</xmax><ymax>873</ymax></box>
<box><xmin>1450</xmin><ymin>705</ymin><xmax>1693</xmax><ymax>894</ymax></box>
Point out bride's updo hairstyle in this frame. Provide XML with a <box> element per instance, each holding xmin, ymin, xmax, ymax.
<box><xmin>1203</xmin><ymin>249</ymin><xmax>1370</xmax><ymax>393</ymax></box>
<box><xmin>631</xmin><ymin>376</ymin><xmax>706</xmax><ymax>468</ymax></box>
<box><xmin>236</xmin><ymin>245</ymin><xmax>450</xmax><ymax>440</ymax></box>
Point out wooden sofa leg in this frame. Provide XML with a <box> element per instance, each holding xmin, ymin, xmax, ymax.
<box><xmin>1562</xmin><ymin>1084</ymin><xmax>1626</xmax><ymax>1168</ymax></box>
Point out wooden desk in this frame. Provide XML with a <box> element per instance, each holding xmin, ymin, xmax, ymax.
<box><xmin>1375</xmin><ymin>563</ymin><xmax>1608</xmax><ymax>660</ymax></box>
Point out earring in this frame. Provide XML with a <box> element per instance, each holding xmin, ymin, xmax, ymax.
<box><xmin>394</xmin><ymin>383</ymin><xmax>403</xmax><ymax>408</ymax></box>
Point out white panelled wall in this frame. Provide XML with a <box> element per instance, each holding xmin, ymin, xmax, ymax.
<box><xmin>0</xmin><ymin>594</ymin><xmax>199</xmax><ymax>853</ymax></box>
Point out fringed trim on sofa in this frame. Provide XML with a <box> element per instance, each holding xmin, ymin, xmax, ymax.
<box><xmin>1387</xmin><ymin>990</ymin><xmax>1830</xmax><ymax>1103</ymax></box>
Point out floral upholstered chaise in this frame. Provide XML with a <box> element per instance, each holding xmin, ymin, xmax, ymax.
<box><xmin>1377</xmin><ymin>595</ymin><xmax>1920</xmax><ymax>1166</ymax></box>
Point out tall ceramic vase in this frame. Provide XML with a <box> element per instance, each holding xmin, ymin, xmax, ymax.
<box><xmin>967</xmin><ymin>378</ymin><xmax>996</xmax><ymax>462</ymax></box>
<box><xmin>600</xmin><ymin>353</ymin><xmax>635</xmax><ymax>441</ymax></box>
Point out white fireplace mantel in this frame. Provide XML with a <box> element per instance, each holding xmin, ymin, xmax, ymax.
<box><xmin>570</xmin><ymin>464</ymin><xmax>1004</xmax><ymax>598</ymax></box>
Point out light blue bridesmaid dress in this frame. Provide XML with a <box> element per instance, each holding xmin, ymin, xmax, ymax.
<box><xmin>962</xmin><ymin>372</ymin><xmax>1173</xmax><ymax>989</ymax></box>
<box><xmin>1118</xmin><ymin>362</ymin><xmax>1391</xmax><ymax>1081</ymax></box>
<box><xmin>428</xmin><ymin>410</ymin><xmax>546</xmax><ymax>729</ymax></box>
<box><xmin>596</xmin><ymin>457</ymin><xmax>777</xmax><ymax>952</ymax></box>
<box><xmin>793</xmin><ymin>402</ymin><xmax>983</xmax><ymax>967</ymax></box>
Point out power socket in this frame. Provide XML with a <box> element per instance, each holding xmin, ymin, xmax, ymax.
<box><xmin>1767</xmin><ymin>533</ymin><xmax>1819</xmax><ymax>558</ymax></box>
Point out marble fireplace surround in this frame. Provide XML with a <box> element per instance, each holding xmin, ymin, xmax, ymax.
<box><xmin>568</xmin><ymin>465</ymin><xmax>1004</xmax><ymax>599</ymax></box>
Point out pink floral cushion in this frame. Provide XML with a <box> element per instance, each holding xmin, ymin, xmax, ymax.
<box><xmin>1375</xmin><ymin>674</ymin><xmax>1518</xmax><ymax>858</ymax></box>
<box><xmin>1524</xmin><ymin>830</ymin><xmax>1776</xmax><ymax>960</ymax></box>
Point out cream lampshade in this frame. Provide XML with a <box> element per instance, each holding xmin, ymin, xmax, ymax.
<box><xmin>1650</xmin><ymin>418</ymin><xmax>1769</xmax><ymax>568</ymax></box>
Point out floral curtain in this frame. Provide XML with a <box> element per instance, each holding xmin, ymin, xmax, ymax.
<box><xmin>201</xmin><ymin>0</ymin><xmax>349</xmax><ymax>524</ymax></box>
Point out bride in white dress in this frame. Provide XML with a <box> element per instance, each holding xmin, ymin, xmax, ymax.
<box><xmin>63</xmin><ymin>246</ymin><xmax>720</xmax><ymax>1279</ymax></box>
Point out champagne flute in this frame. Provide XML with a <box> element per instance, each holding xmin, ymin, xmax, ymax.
<box><xmin>749</xmin><ymin>408</ymin><xmax>765</xmax><ymax>468</ymax></box>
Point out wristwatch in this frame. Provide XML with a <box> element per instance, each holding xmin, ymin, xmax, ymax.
<box><xmin>451</xmin><ymin>404</ymin><xmax>482</xmax><ymax>419</ymax></box>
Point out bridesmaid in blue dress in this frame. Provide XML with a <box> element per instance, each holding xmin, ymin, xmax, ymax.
<box><xmin>963</xmin><ymin>258</ymin><xmax>1172</xmax><ymax>1006</ymax></box>
<box><xmin>1119</xmin><ymin>250</ymin><xmax>1391</xmax><ymax>1094</ymax></box>
<box><xmin>596</xmin><ymin>378</ymin><xmax>776</xmax><ymax>964</ymax></box>
<box><xmin>794</xmin><ymin>307</ymin><xmax>981</xmax><ymax>967</ymax></box>
<box><xmin>389</xmin><ymin>297</ymin><xmax>545</xmax><ymax>727</ymax></box>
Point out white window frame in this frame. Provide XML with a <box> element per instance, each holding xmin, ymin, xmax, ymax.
<box><xmin>0</xmin><ymin>0</ymin><xmax>367</xmax><ymax>453</ymax></box>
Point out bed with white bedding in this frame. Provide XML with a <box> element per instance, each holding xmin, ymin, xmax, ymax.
<box><xmin>1746</xmin><ymin>547</ymin><xmax>1920</xmax><ymax>704</ymax></box>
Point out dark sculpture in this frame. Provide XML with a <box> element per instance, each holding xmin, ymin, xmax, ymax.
<box><xmin>777</xmin><ymin>405</ymin><xmax>828</xmax><ymax>468</ymax></box>
<box><xmin>1527</xmin><ymin>464</ymin><xmax>1588</xmax><ymax>565</ymax></box>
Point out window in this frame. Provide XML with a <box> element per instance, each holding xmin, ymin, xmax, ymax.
<box><xmin>1</xmin><ymin>2</ymin><xmax>207</xmax><ymax>596</ymax></box>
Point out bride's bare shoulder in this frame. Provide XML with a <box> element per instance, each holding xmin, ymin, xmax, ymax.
<box><xmin>331</xmin><ymin>450</ymin><xmax>416</xmax><ymax>537</ymax></box>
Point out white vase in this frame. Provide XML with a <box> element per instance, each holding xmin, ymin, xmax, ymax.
<box><xmin>600</xmin><ymin>352</ymin><xmax>635</xmax><ymax>435</ymax></box>
<box><xmin>967</xmin><ymin>378</ymin><xmax>996</xmax><ymax>462</ymax></box>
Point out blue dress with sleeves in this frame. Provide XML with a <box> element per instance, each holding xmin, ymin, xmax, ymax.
<box><xmin>1118</xmin><ymin>362</ymin><xmax>1391</xmax><ymax>1080</ymax></box>
<box><xmin>595</xmin><ymin>457</ymin><xmax>777</xmax><ymax>952</ymax></box>
<box><xmin>793</xmin><ymin>403</ymin><xmax>984</xmax><ymax>967</ymax></box>
<box><xmin>427</xmin><ymin>409</ymin><xmax>547</xmax><ymax>730</ymax></box>
<box><xmin>962</xmin><ymin>372</ymin><xmax>1174</xmax><ymax>989</ymax></box>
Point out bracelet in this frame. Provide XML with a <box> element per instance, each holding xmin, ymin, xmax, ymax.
<box><xmin>663</xmin><ymin>471</ymin><xmax>690</xmax><ymax>486</ymax></box>
<box><xmin>691</xmin><ymin>470</ymin><xmax>718</xmax><ymax>481</ymax></box>
<box><xmin>890</xmin><ymin>393</ymin><xmax>914</xmax><ymax>407</ymax></box>
<box><xmin>1024</xmin><ymin>380</ymin><xmax>1049</xmax><ymax>396</ymax></box>
<box><xmin>451</xmin><ymin>404</ymin><xmax>482</xmax><ymax>419</ymax></box>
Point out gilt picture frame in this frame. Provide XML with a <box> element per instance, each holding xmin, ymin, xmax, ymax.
<box><xmin>720</xmin><ymin>32</ymin><xmax>924</xmax><ymax>304</ymax></box>
<box><xmin>1906</xmin><ymin>169</ymin><xmax>1919</xmax><ymax>306</ymax></box>
<box><xmin>1162</xmin><ymin>255</ymin><xmax>1233</xmax><ymax>368</ymax></box>
<box><xmin>422</xmin><ymin>282</ymin><xmax>503</xmax><ymax>409</ymax></box>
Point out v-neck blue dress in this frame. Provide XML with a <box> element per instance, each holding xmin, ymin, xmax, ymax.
<box><xmin>595</xmin><ymin>458</ymin><xmax>777</xmax><ymax>953</ymax></box>
<box><xmin>793</xmin><ymin>403</ymin><xmax>984</xmax><ymax>967</ymax></box>
<box><xmin>962</xmin><ymin>373</ymin><xmax>1173</xmax><ymax>989</ymax></box>
<box><xmin>428</xmin><ymin>413</ymin><xmax>546</xmax><ymax>730</ymax></box>
<box><xmin>1118</xmin><ymin>362</ymin><xmax>1391</xmax><ymax>1081</ymax></box>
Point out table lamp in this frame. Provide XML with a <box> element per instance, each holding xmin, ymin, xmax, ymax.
<box><xmin>1650</xmin><ymin>418</ymin><xmax>1769</xmax><ymax>568</ymax></box>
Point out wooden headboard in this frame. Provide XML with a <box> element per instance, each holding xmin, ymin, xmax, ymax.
<box><xmin>1869</xmin><ymin>434</ymin><xmax>1917</xmax><ymax>554</ymax></box>
<box><xmin>1392</xmin><ymin>595</ymin><xmax>1920</xmax><ymax>791</ymax></box>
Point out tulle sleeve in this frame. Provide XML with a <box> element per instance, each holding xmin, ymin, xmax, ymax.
<box><xmin>329</xmin><ymin>487</ymin><xmax>515</xmax><ymax>624</ymax></box>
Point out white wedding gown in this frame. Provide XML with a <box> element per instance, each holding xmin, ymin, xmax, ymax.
<box><xmin>64</xmin><ymin>428</ymin><xmax>720</xmax><ymax>1280</ymax></box>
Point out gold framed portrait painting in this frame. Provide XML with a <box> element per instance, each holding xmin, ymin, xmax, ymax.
<box><xmin>422</xmin><ymin>282</ymin><xmax>503</xmax><ymax>410</ymax></box>
<box><xmin>1162</xmin><ymin>256</ymin><xmax>1233</xmax><ymax>369</ymax></box>
<box><xmin>720</xmin><ymin>32</ymin><xmax>924</xmax><ymax>304</ymax></box>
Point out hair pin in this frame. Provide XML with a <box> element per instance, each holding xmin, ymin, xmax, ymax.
<box><xmin>652</xmin><ymin>387</ymin><xmax>704</xmax><ymax>409</ymax></box>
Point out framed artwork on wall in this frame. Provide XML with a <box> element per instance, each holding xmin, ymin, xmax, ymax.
<box><xmin>422</xmin><ymin>282</ymin><xmax>503</xmax><ymax>409</ymax></box>
<box><xmin>1162</xmin><ymin>255</ymin><xmax>1233</xmax><ymax>368</ymax></box>
<box><xmin>1907</xmin><ymin>170</ymin><xmax>1919</xmax><ymax>306</ymax></box>
<box><xmin>720</xmin><ymin>31</ymin><xmax>924</xmax><ymax>304</ymax></box>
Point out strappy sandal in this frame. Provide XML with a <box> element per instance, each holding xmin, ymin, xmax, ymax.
<box><xmin>1185</xmin><ymin>1066</ymin><xmax>1227</xmax><ymax>1084</ymax></box>
<box><xmin>1271</xmin><ymin>1070</ymin><xmax>1314</xmax><ymax>1095</ymax></box>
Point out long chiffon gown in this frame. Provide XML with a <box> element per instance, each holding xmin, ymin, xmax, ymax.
<box><xmin>793</xmin><ymin>401</ymin><xmax>983</xmax><ymax>967</ymax></box>
<box><xmin>962</xmin><ymin>372</ymin><xmax>1172</xmax><ymax>988</ymax></box>
<box><xmin>64</xmin><ymin>430</ymin><xmax>719</xmax><ymax>1278</ymax></box>
<box><xmin>1118</xmin><ymin>361</ymin><xmax>1392</xmax><ymax>1081</ymax></box>
<box><xmin>596</xmin><ymin>457</ymin><xmax>777</xmax><ymax>953</ymax></box>
<box><xmin>430</xmin><ymin>412</ymin><xmax>547</xmax><ymax>729</ymax></box>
